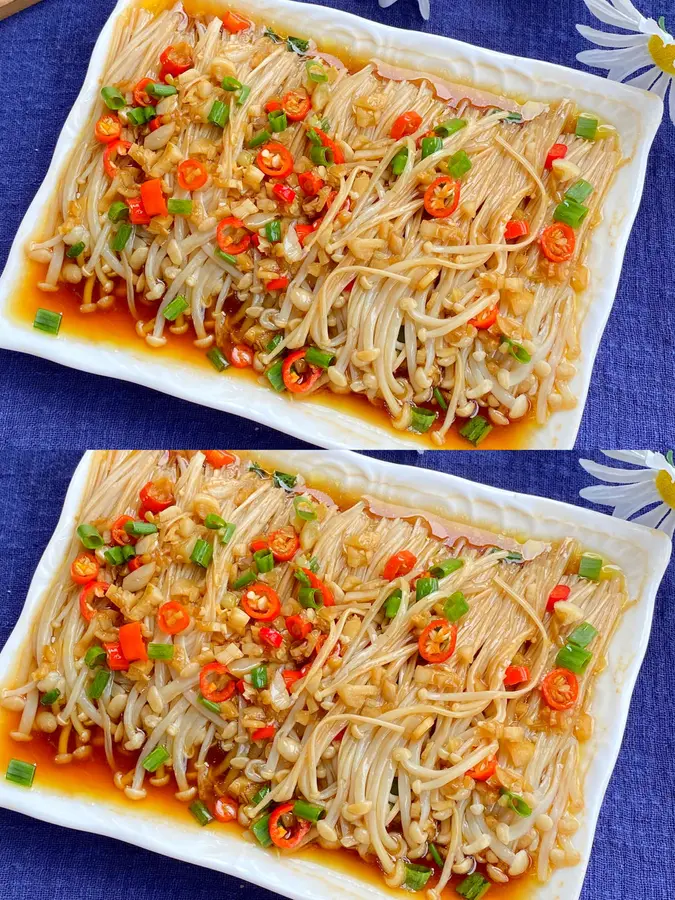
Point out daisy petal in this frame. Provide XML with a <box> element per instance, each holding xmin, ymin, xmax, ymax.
<box><xmin>579</xmin><ymin>482</ymin><xmax>654</xmax><ymax>504</ymax></box>
<box><xmin>631</xmin><ymin>503</ymin><xmax>671</xmax><ymax>528</ymax></box>
<box><xmin>668</xmin><ymin>79</ymin><xmax>675</xmax><ymax>126</ymax></box>
<box><xmin>612</xmin><ymin>482</ymin><xmax>663</xmax><ymax>519</ymax></box>
<box><xmin>579</xmin><ymin>459</ymin><xmax>656</xmax><ymax>483</ymax></box>
<box><xmin>602</xmin><ymin>450</ymin><xmax>652</xmax><ymax>465</ymax></box>
<box><xmin>648</xmin><ymin>71</ymin><xmax>669</xmax><ymax>98</ymax></box>
<box><xmin>624</xmin><ymin>66</ymin><xmax>663</xmax><ymax>90</ymax></box>
<box><xmin>576</xmin><ymin>25</ymin><xmax>647</xmax><ymax>47</ymax></box>
<box><xmin>583</xmin><ymin>0</ymin><xmax>642</xmax><ymax>30</ymax></box>
<box><xmin>576</xmin><ymin>45</ymin><xmax>649</xmax><ymax>70</ymax></box>
<box><xmin>611</xmin><ymin>0</ymin><xmax>649</xmax><ymax>24</ymax></box>
<box><xmin>661</xmin><ymin>511</ymin><xmax>675</xmax><ymax>539</ymax></box>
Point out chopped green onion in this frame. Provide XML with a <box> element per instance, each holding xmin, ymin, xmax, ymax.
<box><xmin>501</xmin><ymin>337</ymin><xmax>531</xmax><ymax>363</ymax></box>
<box><xmin>434</xmin><ymin>118</ymin><xmax>467</xmax><ymax>138</ymax></box>
<box><xmin>163</xmin><ymin>295</ymin><xmax>189</xmax><ymax>321</ymax></box>
<box><xmin>266</xmin><ymin>358</ymin><xmax>285</xmax><ymax>392</ymax></box>
<box><xmin>215</xmin><ymin>250</ymin><xmax>238</xmax><ymax>267</ymax></box>
<box><xmin>254</xmin><ymin>548</ymin><xmax>274</xmax><ymax>573</ymax></box>
<box><xmin>575</xmin><ymin>114</ymin><xmax>598</xmax><ymax>140</ymax></box>
<box><xmin>265</xmin><ymin>220</ymin><xmax>282</xmax><ymax>243</ymax></box>
<box><xmin>403</xmin><ymin>863</ymin><xmax>432</xmax><ymax>892</ymax></box>
<box><xmin>459</xmin><ymin>415</ymin><xmax>493</xmax><ymax>446</ymax></box>
<box><xmin>104</xmin><ymin>546</ymin><xmax>125</xmax><ymax>566</ymax></box>
<box><xmin>197</xmin><ymin>692</ymin><xmax>222</xmax><ymax>714</ymax></box>
<box><xmin>148</xmin><ymin>643</ymin><xmax>174</xmax><ymax>660</ymax></box>
<box><xmin>384</xmin><ymin>588</ymin><xmax>402</xmax><ymax>618</ymax></box>
<box><xmin>167</xmin><ymin>198</ymin><xmax>193</xmax><ymax>216</ymax></box>
<box><xmin>556</xmin><ymin>642</ymin><xmax>593</xmax><ymax>675</ymax></box>
<box><xmin>189</xmin><ymin>799</ymin><xmax>214</xmax><ymax>826</ymax></box>
<box><xmin>308</xmin><ymin>556</ymin><xmax>320</xmax><ymax>573</ymax></box>
<box><xmin>504</xmin><ymin>551</ymin><xmax>524</xmax><ymax>563</ymax></box>
<box><xmin>40</xmin><ymin>689</ymin><xmax>61</xmax><ymax>706</ymax></box>
<box><xmin>191</xmin><ymin>538</ymin><xmax>213</xmax><ymax>568</ymax></box>
<box><xmin>124</xmin><ymin>520</ymin><xmax>157</xmax><ymax>536</ymax></box>
<box><xmin>430</xmin><ymin>558</ymin><xmax>463</xmax><ymax>579</ymax></box>
<box><xmin>294</xmin><ymin>495</ymin><xmax>316</xmax><ymax>521</ymax></box>
<box><xmin>122</xmin><ymin>545</ymin><xmax>136</xmax><ymax>561</ymax></box>
<box><xmin>33</xmin><ymin>308</ymin><xmax>62</xmax><ymax>335</ymax></box>
<box><xmin>251</xmin><ymin>813</ymin><xmax>272</xmax><ymax>846</ymax></box>
<box><xmin>421</xmin><ymin>135</ymin><xmax>443</xmax><ymax>158</ymax></box>
<box><xmin>266</xmin><ymin>333</ymin><xmax>282</xmax><ymax>353</ymax></box>
<box><xmin>448</xmin><ymin>149</ymin><xmax>472</xmax><ymax>178</ymax></box>
<box><xmin>318</xmin><ymin>117</ymin><xmax>330</xmax><ymax>131</ymax></box>
<box><xmin>295</xmin><ymin>568</ymin><xmax>311</xmax><ymax>587</ymax></box>
<box><xmin>505</xmin><ymin>111</ymin><xmax>523</xmax><ymax>122</ymax></box>
<box><xmin>310</xmin><ymin>145</ymin><xmax>333</xmax><ymax>166</ymax></box>
<box><xmin>457</xmin><ymin>872</ymin><xmax>492</xmax><ymax>899</ymax></box>
<box><xmin>293</xmin><ymin>799</ymin><xmax>325</xmax><ymax>822</ymax></box>
<box><xmin>305</xmin><ymin>346</ymin><xmax>335</xmax><ymax>368</ymax></box>
<box><xmin>111</xmin><ymin>223</ymin><xmax>132</xmax><ymax>252</ymax></box>
<box><xmin>299</xmin><ymin>587</ymin><xmax>320</xmax><ymax>609</ymax></box>
<box><xmin>248</xmin><ymin>129</ymin><xmax>271</xmax><ymax>148</ymax></box>
<box><xmin>500</xmin><ymin>788</ymin><xmax>532</xmax><ymax>817</ymax></box>
<box><xmin>268</xmin><ymin>110</ymin><xmax>288</xmax><ymax>132</ymax></box>
<box><xmin>207</xmin><ymin>347</ymin><xmax>229</xmax><ymax>371</ymax></box>
<box><xmin>251</xmin><ymin>785</ymin><xmax>271</xmax><ymax>806</ymax></box>
<box><xmin>565</xmin><ymin>179</ymin><xmax>594</xmax><ymax>204</ymax></box>
<box><xmin>208</xmin><ymin>100</ymin><xmax>229</xmax><ymax>128</ymax></box>
<box><xmin>287</xmin><ymin>35</ymin><xmax>309</xmax><ymax>53</ymax></box>
<box><xmin>88</xmin><ymin>668</ymin><xmax>111</xmax><ymax>700</ymax></box>
<box><xmin>264</xmin><ymin>27</ymin><xmax>282</xmax><ymax>42</ymax></box>
<box><xmin>233</xmin><ymin>570</ymin><xmax>256</xmax><ymax>590</ymax></box>
<box><xmin>6</xmin><ymin>759</ymin><xmax>36</xmax><ymax>788</ymax></box>
<box><xmin>578</xmin><ymin>552</ymin><xmax>602</xmax><ymax>581</ymax></box>
<box><xmin>204</xmin><ymin>514</ymin><xmax>226</xmax><ymax>530</ymax></box>
<box><xmin>84</xmin><ymin>645</ymin><xmax>106</xmax><ymax>668</ymax></box>
<box><xmin>416</xmin><ymin>577</ymin><xmax>438</xmax><ymax>602</ymax></box>
<box><xmin>433</xmin><ymin>386</ymin><xmax>448</xmax><ymax>411</ymax></box>
<box><xmin>410</xmin><ymin>406</ymin><xmax>437</xmax><ymax>434</ymax></box>
<box><xmin>391</xmin><ymin>147</ymin><xmax>408</xmax><ymax>176</ymax></box>
<box><xmin>250</xmin><ymin>665</ymin><xmax>268</xmax><ymax>689</ymax></box>
<box><xmin>443</xmin><ymin>591</ymin><xmax>469</xmax><ymax>622</ymax></box>
<box><xmin>429</xmin><ymin>843</ymin><xmax>444</xmax><ymax>868</ymax></box>
<box><xmin>66</xmin><ymin>242</ymin><xmax>85</xmax><ymax>258</ymax></box>
<box><xmin>146</xmin><ymin>82</ymin><xmax>177</xmax><ymax>98</ymax></box>
<box><xmin>307</xmin><ymin>127</ymin><xmax>322</xmax><ymax>146</ymax></box>
<box><xmin>306</xmin><ymin>59</ymin><xmax>327</xmax><ymax>82</ymax></box>
<box><xmin>107</xmin><ymin>201</ymin><xmax>129</xmax><ymax>223</ymax></box>
<box><xmin>127</xmin><ymin>106</ymin><xmax>155</xmax><ymax>127</ymax></box>
<box><xmin>77</xmin><ymin>523</ymin><xmax>104</xmax><ymax>549</ymax></box>
<box><xmin>220</xmin><ymin>523</ymin><xmax>236</xmax><ymax>545</ymax></box>
<box><xmin>249</xmin><ymin>462</ymin><xmax>268</xmax><ymax>478</ymax></box>
<box><xmin>101</xmin><ymin>86</ymin><xmax>126</xmax><ymax>110</ymax></box>
<box><xmin>553</xmin><ymin>198</ymin><xmax>589</xmax><ymax>228</ymax></box>
<box><xmin>567</xmin><ymin>622</ymin><xmax>598</xmax><ymax>648</ymax></box>
<box><xmin>236</xmin><ymin>84</ymin><xmax>251</xmax><ymax>105</ymax></box>
<box><xmin>273</xmin><ymin>471</ymin><xmax>297</xmax><ymax>490</ymax></box>
<box><xmin>222</xmin><ymin>76</ymin><xmax>242</xmax><ymax>91</ymax></box>
<box><xmin>142</xmin><ymin>745</ymin><xmax>169</xmax><ymax>772</ymax></box>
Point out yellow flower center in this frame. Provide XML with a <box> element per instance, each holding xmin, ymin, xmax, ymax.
<box><xmin>648</xmin><ymin>35</ymin><xmax>675</xmax><ymax>76</ymax></box>
<box><xmin>655</xmin><ymin>469</ymin><xmax>675</xmax><ymax>508</ymax></box>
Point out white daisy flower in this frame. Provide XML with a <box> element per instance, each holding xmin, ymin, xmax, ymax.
<box><xmin>576</xmin><ymin>1</ymin><xmax>675</xmax><ymax>125</ymax></box>
<box><xmin>379</xmin><ymin>0</ymin><xmax>430</xmax><ymax>21</ymax></box>
<box><xmin>579</xmin><ymin>450</ymin><xmax>675</xmax><ymax>536</ymax></box>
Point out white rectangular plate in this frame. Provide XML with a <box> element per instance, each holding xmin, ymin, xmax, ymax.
<box><xmin>0</xmin><ymin>449</ymin><xmax>671</xmax><ymax>900</ymax></box>
<box><xmin>0</xmin><ymin>2</ymin><xmax>663</xmax><ymax>451</ymax></box>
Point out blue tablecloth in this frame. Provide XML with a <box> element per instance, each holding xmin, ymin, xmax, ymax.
<box><xmin>1</xmin><ymin>448</ymin><xmax>674</xmax><ymax>899</ymax></box>
<box><xmin>0</xmin><ymin>0</ymin><xmax>673</xmax><ymax>448</ymax></box>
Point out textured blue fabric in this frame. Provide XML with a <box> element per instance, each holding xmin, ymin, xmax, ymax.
<box><xmin>0</xmin><ymin>449</ymin><xmax>673</xmax><ymax>900</ymax></box>
<box><xmin>0</xmin><ymin>0</ymin><xmax>673</xmax><ymax>448</ymax></box>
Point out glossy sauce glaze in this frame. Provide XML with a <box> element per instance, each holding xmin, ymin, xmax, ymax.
<box><xmin>11</xmin><ymin>261</ymin><xmax>536</xmax><ymax>450</ymax></box>
<box><xmin>0</xmin><ymin>704</ymin><xmax>532</xmax><ymax>899</ymax></box>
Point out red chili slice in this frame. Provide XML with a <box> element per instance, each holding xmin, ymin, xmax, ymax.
<box><xmin>95</xmin><ymin>114</ymin><xmax>122</xmax><ymax>144</ymax></box>
<box><xmin>133</xmin><ymin>77</ymin><xmax>154</xmax><ymax>107</ymax></box>
<box><xmin>252</xmin><ymin>724</ymin><xmax>277</xmax><ymax>741</ymax></box>
<box><xmin>213</xmin><ymin>795</ymin><xmax>239</xmax><ymax>822</ymax></box>
<box><xmin>257</xmin><ymin>143</ymin><xmax>294</xmax><ymax>178</ymax></box>
<box><xmin>504</xmin><ymin>219</ymin><xmax>530</xmax><ymax>241</ymax></box>
<box><xmin>177</xmin><ymin>158</ymin><xmax>208</xmax><ymax>191</ymax></box>
<box><xmin>226</xmin><ymin>343</ymin><xmax>254</xmax><ymax>368</ymax></box>
<box><xmin>127</xmin><ymin>196</ymin><xmax>151</xmax><ymax>226</ymax></box>
<box><xmin>546</xmin><ymin>583</ymin><xmax>571</xmax><ymax>613</ymax></box>
<box><xmin>391</xmin><ymin>110</ymin><xmax>422</xmax><ymax>140</ymax></box>
<box><xmin>111</xmin><ymin>515</ymin><xmax>135</xmax><ymax>546</ymax></box>
<box><xmin>203</xmin><ymin>450</ymin><xmax>236</xmax><ymax>468</ymax></box>
<box><xmin>268</xmin><ymin>528</ymin><xmax>300</xmax><ymax>561</ymax></box>
<box><xmin>281</xmin><ymin>349</ymin><xmax>322</xmax><ymax>393</ymax></box>
<box><xmin>285</xmin><ymin>614</ymin><xmax>311</xmax><ymax>641</ymax></box>
<box><xmin>103</xmin><ymin>140</ymin><xmax>132</xmax><ymax>179</ymax></box>
<box><xmin>241</xmin><ymin>583</ymin><xmax>281</xmax><ymax>621</ymax></box>
<box><xmin>267</xmin><ymin>276</ymin><xmax>289</xmax><ymax>291</ymax></box>
<box><xmin>79</xmin><ymin>581</ymin><xmax>111</xmax><ymax>621</ymax></box>
<box><xmin>301</xmin><ymin>569</ymin><xmax>334</xmax><ymax>607</ymax></box>
<box><xmin>541</xmin><ymin>668</ymin><xmax>579</xmax><ymax>710</ymax></box>
<box><xmin>424</xmin><ymin>176</ymin><xmax>460</xmax><ymax>218</ymax></box>
<box><xmin>269</xmin><ymin>801</ymin><xmax>311</xmax><ymax>849</ymax></box>
<box><xmin>217</xmin><ymin>216</ymin><xmax>251</xmax><ymax>255</ymax></box>
<box><xmin>313</xmin><ymin>128</ymin><xmax>344</xmax><ymax>165</ymax></box>
<box><xmin>504</xmin><ymin>665</ymin><xmax>530</xmax><ymax>687</ymax></box>
<box><xmin>282</xmin><ymin>669</ymin><xmax>304</xmax><ymax>690</ymax></box>
<box><xmin>128</xmin><ymin>557</ymin><xmax>143</xmax><ymax>572</ymax></box>
<box><xmin>159</xmin><ymin>43</ymin><xmax>193</xmax><ymax>77</ymax></box>
<box><xmin>282</xmin><ymin>90</ymin><xmax>311</xmax><ymax>122</ymax></box>
<box><xmin>545</xmin><ymin>143</ymin><xmax>568</xmax><ymax>170</ymax></box>
<box><xmin>259</xmin><ymin>627</ymin><xmax>283</xmax><ymax>648</ymax></box>
<box><xmin>71</xmin><ymin>552</ymin><xmax>100</xmax><ymax>585</ymax></box>
<box><xmin>118</xmin><ymin>621</ymin><xmax>147</xmax><ymax>662</ymax></box>
<box><xmin>469</xmin><ymin>304</ymin><xmax>498</xmax><ymax>330</ymax></box>
<box><xmin>222</xmin><ymin>10</ymin><xmax>250</xmax><ymax>32</ymax></box>
<box><xmin>199</xmin><ymin>662</ymin><xmax>235</xmax><ymax>702</ymax></box>
<box><xmin>298</xmin><ymin>172</ymin><xmax>324</xmax><ymax>196</ymax></box>
<box><xmin>467</xmin><ymin>755</ymin><xmax>497</xmax><ymax>782</ymax></box>
<box><xmin>272</xmin><ymin>183</ymin><xmax>296</xmax><ymax>204</ymax></box>
<box><xmin>139</xmin><ymin>480</ymin><xmax>174</xmax><ymax>513</ymax></box>
<box><xmin>383</xmin><ymin>550</ymin><xmax>417</xmax><ymax>581</ymax></box>
<box><xmin>418</xmin><ymin>619</ymin><xmax>457</xmax><ymax>664</ymax></box>
<box><xmin>157</xmin><ymin>600</ymin><xmax>190</xmax><ymax>635</ymax></box>
<box><xmin>104</xmin><ymin>641</ymin><xmax>129</xmax><ymax>671</ymax></box>
<box><xmin>540</xmin><ymin>223</ymin><xmax>575</xmax><ymax>263</ymax></box>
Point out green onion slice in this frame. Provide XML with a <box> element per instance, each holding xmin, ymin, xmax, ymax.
<box><xmin>142</xmin><ymin>745</ymin><xmax>169</xmax><ymax>772</ymax></box>
<box><xmin>575</xmin><ymin>114</ymin><xmax>598</xmax><ymax>140</ymax></box>
<box><xmin>167</xmin><ymin>198</ymin><xmax>193</xmax><ymax>215</ymax></box>
<box><xmin>268</xmin><ymin>110</ymin><xmax>288</xmax><ymax>132</ymax></box>
<box><xmin>384</xmin><ymin>588</ymin><xmax>402</xmax><ymax>618</ymax></box>
<box><xmin>148</xmin><ymin>643</ymin><xmax>174</xmax><ymax>660</ymax></box>
<box><xmin>403</xmin><ymin>863</ymin><xmax>432</xmax><ymax>892</ymax></box>
<box><xmin>567</xmin><ymin>621</ymin><xmax>598</xmax><ymax>648</ymax></box>
<box><xmin>220</xmin><ymin>523</ymin><xmax>236</xmax><ymax>545</ymax></box>
<box><xmin>265</xmin><ymin>220</ymin><xmax>282</xmax><ymax>243</ymax></box>
<box><xmin>191</xmin><ymin>538</ymin><xmax>213</xmax><ymax>568</ymax></box>
<box><xmin>204</xmin><ymin>513</ymin><xmax>226</xmax><ymax>530</ymax></box>
<box><xmin>88</xmin><ymin>668</ymin><xmax>111</xmax><ymax>700</ymax></box>
<box><xmin>443</xmin><ymin>591</ymin><xmax>469</xmax><ymax>622</ymax></box>
<box><xmin>459</xmin><ymin>415</ymin><xmax>492</xmax><ymax>446</ymax></box>
<box><xmin>421</xmin><ymin>136</ymin><xmax>443</xmax><ymax>158</ymax></box>
<box><xmin>254</xmin><ymin>548</ymin><xmax>274</xmax><ymax>573</ymax></box>
<box><xmin>6</xmin><ymin>759</ymin><xmax>36</xmax><ymax>788</ymax></box>
<box><xmin>40</xmin><ymin>689</ymin><xmax>61</xmax><ymax>706</ymax></box>
<box><xmin>33</xmin><ymin>308</ymin><xmax>62</xmax><ymax>336</ymax></box>
<box><xmin>222</xmin><ymin>76</ymin><xmax>242</xmax><ymax>91</ymax></box>
<box><xmin>251</xmin><ymin>813</ymin><xmax>272</xmax><ymax>846</ymax></box>
<box><xmin>553</xmin><ymin>198</ymin><xmax>589</xmax><ymax>228</ymax></box>
<box><xmin>293</xmin><ymin>799</ymin><xmax>325</xmax><ymax>822</ymax></box>
<box><xmin>305</xmin><ymin>346</ymin><xmax>335</xmax><ymax>368</ymax></box>
<box><xmin>429</xmin><ymin>558</ymin><xmax>463</xmax><ymax>579</ymax></box>
<box><xmin>104</xmin><ymin>546</ymin><xmax>125</xmax><ymax>567</ymax></box>
<box><xmin>391</xmin><ymin>147</ymin><xmax>408</xmax><ymax>176</ymax></box>
<box><xmin>410</xmin><ymin>406</ymin><xmax>437</xmax><ymax>434</ymax></box>
<box><xmin>147</xmin><ymin>82</ymin><xmax>177</xmax><ymax>98</ymax></box>
<box><xmin>299</xmin><ymin>587</ymin><xmax>320</xmax><ymax>609</ymax></box>
<box><xmin>429</xmin><ymin>843</ymin><xmax>444</xmax><ymax>867</ymax></box>
<box><xmin>85</xmin><ymin>645</ymin><xmax>106</xmax><ymax>668</ymax></box>
<box><xmin>101</xmin><ymin>86</ymin><xmax>126</xmax><ymax>110</ymax></box>
<box><xmin>77</xmin><ymin>523</ymin><xmax>104</xmax><ymax>549</ymax></box>
<box><xmin>66</xmin><ymin>242</ymin><xmax>85</xmax><ymax>258</ymax></box>
<box><xmin>556</xmin><ymin>642</ymin><xmax>593</xmax><ymax>675</ymax></box>
<box><xmin>416</xmin><ymin>577</ymin><xmax>438</xmax><ymax>602</ymax></box>
<box><xmin>189</xmin><ymin>799</ymin><xmax>214</xmax><ymax>826</ymax></box>
<box><xmin>448</xmin><ymin>149</ymin><xmax>472</xmax><ymax>178</ymax></box>
<box><xmin>500</xmin><ymin>788</ymin><xmax>532</xmax><ymax>817</ymax></box>
<box><xmin>208</xmin><ymin>100</ymin><xmax>230</xmax><ymax>128</ymax></box>
<box><xmin>110</xmin><ymin>222</ymin><xmax>132</xmax><ymax>253</ymax></box>
<box><xmin>207</xmin><ymin>347</ymin><xmax>229</xmax><ymax>372</ymax></box>
<box><xmin>501</xmin><ymin>337</ymin><xmax>531</xmax><ymax>363</ymax></box>
<box><xmin>310</xmin><ymin>145</ymin><xmax>333</xmax><ymax>166</ymax></box>
<box><xmin>108</xmin><ymin>200</ymin><xmax>129</xmax><ymax>223</ymax></box>
<box><xmin>251</xmin><ymin>785</ymin><xmax>271</xmax><ymax>806</ymax></box>
<box><xmin>232</xmin><ymin>569</ymin><xmax>255</xmax><ymax>590</ymax></box>
<box><xmin>236</xmin><ymin>84</ymin><xmax>251</xmax><ymax>105</ymax></box>
<box><xmin>456</xmin><ymin>872</ymin><xmax>492</xmax><ymax>899</ymax></box>
<box><xmin>124</xmin><ymin>520</ymin><xmax>158</xmax><ymax>536</ymax></box>
<box><xmin>248</xmin><ymin>129</ymin><xmax>271</xmax><ymax>148</ymax></box>
<box><xmin>250</xmin><ymin>665</ymin><xmax>268</xmax><ymax>689</ymax></box>
<box><xmin>163</xmin><ymin>295</ymin><xmax>189</xmax><ymax>322</ymax></box>
<box><xmin>565</xmin><ymin>179</ymin><xmax>594</xmax><ymax>204</ymax></box>
<box><xmin>433</xmin><ymin>386</ymin><xmax>448</xmax><ymax>411</ymax></box>
<box><xmin>295</xmin><ymin>568</ymin><xmax>312</xmax><ymax>587</ymax></box>
<box><xmin>266</xmin><ymin>333</ymin><xmax>282</xmax><ymax>353</ymax></box>
<box><xmin>434</xmin><ymin>118</ymin><xmax>467</xmax><ymax>138</ymax></box>
<box><xmin>215</xmin><ymin>248</ymin><xmax>238</xmax><ymax>265</ymax></box>
<box><xmin>266</xmin><ymin>358</ymin><xmax>285</xmax><ymax>392</ymax></box>
<box><xmin>122</xmin><ymin>544</ymin><xmax>136</xmax><ymax>561</ymax></box>
<box><xmin>294</xmin><ymin>495</ymin><xmax>316</xmax><ymax>521</ymax></box>
<box><xmin>197</xmin><ymin>692</ymin><xmax>222</xmax><ymax>714</ymax></box>
<box><xmin>306</xmin><ymin>60</ymin><xmax>327</xmax><ymax>82</ymax></box>
<box><xmin>578</xmin><ymin>552</ymin><xmax>602</xmax><ymax>581</ymax></box>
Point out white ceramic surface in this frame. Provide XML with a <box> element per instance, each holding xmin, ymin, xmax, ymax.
<box><xmin>0</xmin><ymin>0</ymin><xmax>664</xmax><ymax>448</ymax></box>
<box><xmin>0</xmin><ymin>450</ymin><xmax>671</xmax><ymax>900</ymax></box>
